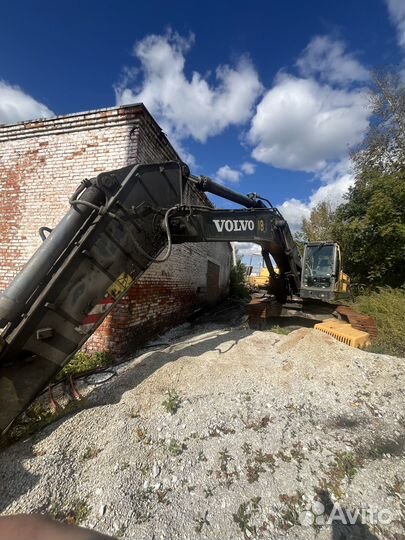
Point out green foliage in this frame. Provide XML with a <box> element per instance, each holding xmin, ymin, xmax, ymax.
<box><xmin>334</xmin><ymin>169</ymin><xmax>405</xmax><ymax>287</ymax></box>
<box><xmin>352</xmin><ymin>287</ymin><xmax>405</xmax><ymax>357</ymax></box>
<box><xmin>229</xmin><ymin>258</ymin><xmax>250</xmax><ymax>299</ymax></box>
<box><xmin>50</xmin><ymin>498</ymin><xmax>91</xmax><ymax>525</ymax></box>
<box><xmin>162</xmin><ymin>389</ymin><xmax>181</xmax><ymax>414</ymax></box>
<box><xmin>331</xmin><ymin>70</ymin><xmax>405</xmax><ymax>288</ymax></box>
<box><xmin>269</xmin><ymin>324</ymin><xmax>290</xmax><ymax>335</ymax></box>
<box><xmin>58</xmin><ymin>350</ymin><xmax>112</xmax><ymax>379</ymax></box>
<box><xmin>300</xmin><ymin>202</ymin><xmax>336</xmax><ymax>243</ymax></box>
<box><xmin>168</xmin><ymin>438</ymin><xmax>186</xmax><ymax>456</ymax></box>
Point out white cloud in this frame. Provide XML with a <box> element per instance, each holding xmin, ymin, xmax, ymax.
<box><xmin>0</xmin><ymin>81</ymin><xmax>53</xmax><ymax>124</ymax></box>
<box><xmin>386</xmin><ymin>0</ymin><xmax>405</xmax><ymax>50</ymax></box>
<box><xmin>216</xmin><ymin>165</ymin><xmax>242</xmax><ymax>183</ymax></box>
<box><xmin>278</xmin><ymin>158</ymin><xmax>355</xmax><ymax>231</ymax></box>
<box><xmin>248</xmin><ymin>73</ymin><xmax>369</xmax><ymax>172</ymax></box>
<box><xmin>241</xmin><ymin>162</ymin><xmax>256</xmax><ymax>175</ymax></box>
<box><xmin>247</xmin><ymin>35</ymin><xmax>370</xmax><ymax>173</ymax></box>
<box><xmin>296</xmin><ymin>35</ymin><xmax>369</xmax><ymax>85</ymax></box>
<box><xmin>278</xmin><ymin>197</ymin><xmax>312</xmax><ymax>231</ymax></box>
<box><xmin>234</xmin><ymin>242</ymin><xmax>262</xmax><ymax>257</ymax></box>
<box><xmin>115</xmin><ymin>31</ymin><xmax>263</xmax><ymax>149</ymax></box>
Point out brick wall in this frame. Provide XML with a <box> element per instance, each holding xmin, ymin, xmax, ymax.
<box><xmin>0</xmin><ymin>104</ymin><xmax>231</xmax><ymax>357</ymax></box>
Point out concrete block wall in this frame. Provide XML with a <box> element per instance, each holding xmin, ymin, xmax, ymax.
<box><xmin>0</xmin><ymin>104</ymin><xmax>231</xmax><ymax>356</ymax></box>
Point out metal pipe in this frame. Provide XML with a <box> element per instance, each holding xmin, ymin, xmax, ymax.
<box><xmin>190</xmin><ymin>175</ymin><xmax>265</xmax><ymax>209</ymax></box>
<box><xmin>0</xmin><ymin>182</ymin><xmax>105</xmax><ymax>325</ymax></box>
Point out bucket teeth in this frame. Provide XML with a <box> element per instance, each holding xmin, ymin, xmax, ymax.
<box><xmin>314</xmin><ymin>319</ymin><xmax>371</xmax><ymax>348</ymax></box>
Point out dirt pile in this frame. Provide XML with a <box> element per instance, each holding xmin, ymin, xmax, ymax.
<box><xmin>0</xmin><ymin>322</ymin><xmax>404</xmax><ymax>539</ymax></box>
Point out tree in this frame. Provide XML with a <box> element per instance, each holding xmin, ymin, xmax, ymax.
<box><xmin>353</xmin><ymin>70</ymin><xmax>405</xmax><ymax>175</ymax></box>
<box><xmin>333</xmin><ymin>70</ymin><xmax>405</xmax><ymax>287</ymax></box>
<box><xmin>301</xmin><ymin>201</ymin><xmax>336</xmax><ymax>242</ymax></box>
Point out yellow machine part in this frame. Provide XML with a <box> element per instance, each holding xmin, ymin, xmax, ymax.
<box><xmin>249</xmin><ymin>267</ymin><xmax>279</xmax><ymax>288</ymax></box>
<box><xmin>314</xmin><ymin>319</ymin><xmax>371</xmax><ymax>348</ymax></box>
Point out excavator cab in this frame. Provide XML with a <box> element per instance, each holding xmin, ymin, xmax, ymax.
<box><xmin>300</xmin><ymin>242</ymin><xmax>350</xmax><ymax>301</ymax></box>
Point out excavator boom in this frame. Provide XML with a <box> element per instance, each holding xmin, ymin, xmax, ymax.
<box><xmin>0</xmin><ymin>161</ymin><xmax>343</xmax><ymax>432</ymax></box>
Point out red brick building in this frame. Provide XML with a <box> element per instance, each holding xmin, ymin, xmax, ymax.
<box><xmin>0</xmin><ymin>104</ymin><xmax>231</xmax><ymax>356</ymax></box>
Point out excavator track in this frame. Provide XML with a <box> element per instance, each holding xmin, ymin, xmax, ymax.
<box><xmin>335</xmin><ymin>305</ymin><xmax>378</xmax><ymax>341</ymax></box>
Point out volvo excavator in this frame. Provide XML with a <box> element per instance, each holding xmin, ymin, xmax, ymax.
<box><xmin>0</xmin><ymin>161</ymin><xmax>349</xmax><ymax>433</ymax></box>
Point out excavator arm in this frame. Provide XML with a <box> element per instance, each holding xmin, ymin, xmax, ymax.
<box><xmin>0</xmin><ymin>161</ymin><xmax>330</xmax><ymax>432</ymax></box>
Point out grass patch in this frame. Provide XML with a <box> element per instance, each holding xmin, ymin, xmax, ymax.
<box><xmin>0</xmin><ymin>400</ymin><xmax>86</xmax><ymax>449</ymax></box>
<box><xmin>319</xmin><ymin>450</ymin><xmax>363</xmax><ymax>498</ymax></box>
<box><xmin>50</xmin><ymin>498</ymin><xmax>91</xmax><ymax>525</ymax></box>
<box><xmin>58</xmin><ymin>350</ymin><xmax>112</xmax><ymax>380</ymax></box>
<box><xmin>269</xmin><ymin>325</ymin><xmax>290</xmax><ymax>335</ymax></box>
<box><xmin>351</xmin><ymin>287</ymin><xmax>405</xmax><ymax>356</ymax></box>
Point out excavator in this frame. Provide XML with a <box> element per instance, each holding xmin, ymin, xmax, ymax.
<box><xmin>0</xmin><ymin>161</ymin><xmax>349</xmax><ymax>433</ymax></box>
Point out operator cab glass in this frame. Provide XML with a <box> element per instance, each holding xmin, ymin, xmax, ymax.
<box><xmin>302</xmin><ymin>244</ymin><xmax>337</xmax><ymax>290</ymax></box>
<box><xmin>300</xmin><ymin>242</ymin><xmax>341</xmax><ymax>300</ymax></box>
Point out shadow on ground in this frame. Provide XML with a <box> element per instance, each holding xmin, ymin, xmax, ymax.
<box><xmin>0</xmin><ymin>317</ymin><xmax>252</xmax><ymax>512</ymax></box>
<box><xmin>319</xmin><ymin>491</ymin><xmax>380</xmax><ymax>540</ymax></box>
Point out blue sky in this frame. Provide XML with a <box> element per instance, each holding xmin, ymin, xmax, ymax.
<box><xmin>1</xmin><ymin>0</ymin><xmax>404</xmax><ymax>260</ymax></box>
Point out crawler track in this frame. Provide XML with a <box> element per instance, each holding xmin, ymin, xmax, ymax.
<box><xmin>335</xmin><ymin>305</ymin><xmax>378</xmax><ymax>341</ymax></box>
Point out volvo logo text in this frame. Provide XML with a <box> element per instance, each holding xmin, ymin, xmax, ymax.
<box><xmin>213</xmin><ymin>219</ymin><xmax>255</xmax><ymax>233</ymax></box>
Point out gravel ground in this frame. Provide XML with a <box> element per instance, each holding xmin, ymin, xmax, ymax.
<box><xmin>0</xmin><ymin>316</ymin><xmax>404</xmax><ymax>540</ymax></box>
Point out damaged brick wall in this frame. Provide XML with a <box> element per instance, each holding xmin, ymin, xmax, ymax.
<box><xmin>0</xmin><ymin>105</ymin><xmax>231</xmax><ymax>356</ymax></box>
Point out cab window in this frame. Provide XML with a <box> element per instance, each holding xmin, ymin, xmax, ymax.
<box><xmin>302</xmin><ymin>245</ymin><xmax>335</xmax><ymax>289</ymax></box>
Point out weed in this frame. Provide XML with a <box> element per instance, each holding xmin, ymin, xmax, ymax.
<box><xmin>135</xmin><ymin>428</ymin><xmax>152</xmax><ymax>445</ymax></box>
<box><xmin>58</xmin><ymin>351</ymin><xmax>112</xmax><ymax>380</ymax></box>
<box><xmin>216</xmin><ymin>448</ymin><xmax>239</xmax><ymax>487</ymax></box>
<box><xmin>278</xmin><ymin>492</ymin><xmax>305</xmax><ymax>530</ymax></box>
<box><xmin>194</xmin><ymin>510</ymin><xmax>210</xmax><ymax>533</ymax></box>
<box><xmin>233</xmin><ymin>497</ymin><xmax>261</xmax><ymax>538</ymax></box>
<box><xmin>198</xmin><ymin>450</ymin><xmax>207</xmax><ymax>462</ymax></box>
<box><xmin>219</xmin><ymin>448</ymin><xmax>232</xmax><ymax>472</ymax></box>
<box><xmin>254</xmin><ymin>449</ymin><xmax>276</xmax><ymax>473</ymax></box>
<box><xmin>246</xmin><ymin>460</ymin><xmax>265</xmax><ymax>483</ymax></box>
<box><xmin>334</xmin><ymin>451</ymin><xmax>361</xmax><ymax>482</ymax></box>
<box><xmin>167</xmin><ymin>438</ymin><xmax>186</xmax><ymax>456</ymax></box>
<box><xmin>387</xmin><ymin>474</ymin><xmax>405</xmax><ymax>499</ymax></box>
<box><xmin>81</xmin><ymin>445</ymin><xmax>101</xmax><ymax>461</ymax></box>
<box><xmin>269</xmin><ymin>325</ymin><xmax>290</xmax><ymax>335</ymax></box>
<box><xmin>156</xmin><ymin>488</ymin><xmax>171</xmax><ymax>504</ymax></box>
<box><xmin>51</xmin><ymin>499</ymin><xmax>91</xmax><ymax>525</ymax></box>
<box><xmin>290</xmin><ymin>442</ymin><xmax>306</xmax><ymax>467</ymax></box>
<box><xmin>242</xmin><ymin>442</ymin><xmax>252</xmax><ymax>456</ymax></box>
<box><xmin>276</xmin><ymin>450</ymin><xmax>292</xmax><ymax>463</ymax></box>
<box><xmin>319</xmin><ymin>451</ymin><xmax>363</xmax><ymax>498</ymax></box>
<box><xmin>162</xmin><ymin>389</ymin><xmax>181</xmax><ymax>415</ymax></box>
<box><xmin>351</xmin><ymin>287</ymin><xmax>405</xmax><ymax>357</ymax></box>
<box><xmin>116</xmin><ymin>524</ymin><xmax>127</xmax><ymax>538</ymax></box>
<box><xmin>1</xmin><ymin>400</ymin><xmax>86</xmax><ymax>449</ymax></box>
<box><xmin>208</xmin><ymin>423</ymin><xmax>236</xmax><ymax>437</ymax></box>
<box><xmin>204</xmin><ymin>486</ymin><xmax>215</xmax><ymax>498</ymax></box>
<box><xmin>242</xmin><ymin>414</ymin><xmax>272</xmax><ymax>432</ymax></box>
